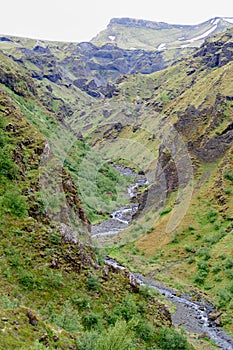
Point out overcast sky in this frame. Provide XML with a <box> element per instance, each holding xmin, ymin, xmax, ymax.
<box><xmin>1</xmin><ymin>0</ymin><xmax>233</xmax><ymax>42</ymax></box>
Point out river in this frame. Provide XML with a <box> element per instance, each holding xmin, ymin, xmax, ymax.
<box><xmin>105</xmin><ymin>257</ymin><xmax>233</xmax><ymax>350</ymax></box>
<box><xmin>91</xmin><ymin>166</ymin><xmax>233</xmax><ymax>350</ymax></box>
<box><xmin>91</xmin><ymin>166</ymin><xmax>147</xmax><ymax>238</ymax></box>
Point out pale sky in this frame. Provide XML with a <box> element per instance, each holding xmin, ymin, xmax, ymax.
<box><xmin>1</xmin><ymin>0</ymin><xmax>233</xmax><ymax>42</ymax></box>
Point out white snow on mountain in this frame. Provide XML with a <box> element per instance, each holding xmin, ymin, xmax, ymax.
<box><xmin>210</xmin><ymin>18</ymin><xmax>220</xmax><ymax>25</ymax></box>
<box><xmin>157</xmin><ymin>43</ymin><xmax>167</xmax><ymax>51</ymax></box>
<box><xmin>188</xmin><ymin>24</ymin><xmax>217</xmax><ymax>43</ymax></box>
<box><xmin>224</xmin><ymin>17</ymin><xmax>233</xmax><ymax>24</ymax></box>
<box><xmin>108</xmin><ymin>35</ymin><xmax>116</xmax><ymax>41</ymax></box>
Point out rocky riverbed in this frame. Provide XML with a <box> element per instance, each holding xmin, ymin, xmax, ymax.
<box><xmin>144</xmin><ymin>279</ymin><xmax>233</xmax><ymax>349</ymax></box>
<box><xmin>105</xmin><ymin>257</ymin><xmax>233</xmax><ymax>350</ymax></box>
<box><xmin>91</xmin><ymin>166</ymin><xmax>233</xmax><ymax>349</ymax></box>
<box><xmin>91</xmin><ymin>166</ymin><xmax>148</xmax><ymax>238</ymax></box>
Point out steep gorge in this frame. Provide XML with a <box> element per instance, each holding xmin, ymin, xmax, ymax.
<box><xmin>0</xmin><ymin>18</ymin><xmax>233</xmax><ymax>349</ymax></box>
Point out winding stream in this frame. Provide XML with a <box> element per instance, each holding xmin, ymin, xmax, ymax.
<box><xmin>105</xmin><ymin>257</ymin><xmax>233</xmax><ymax>350</ymax></box>
<box><xmin>91</xmin><ymin>166</ymin><xmax>233</xmax><ymax>349</ymax></box>
<box><xmin>91</xmin><ymin>166</ymin><xmax>147</xmax><ymax>238</ymax></box>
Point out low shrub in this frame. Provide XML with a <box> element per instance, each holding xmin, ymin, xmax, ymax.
<box><xmin>2</xmin><ymin>188</ymin><xmax>28</xmax><ymax>217</ymax></box>
<box><xmin>83</xmin><ymin>312</ymin><xmax>102</xmax><ymax>330</ymax></box>
<box><xmin>50</xmin><ymin>301</ymin><xmax>83</xmax><ymax>332</ymax></box>
<box><xmin>97</xmin><ymin>320</ymin><xmax>134</xmax><ymax>350</ymax></box>
<box><xmin>224</xmin><ymin>172</ymin><xmax>233</xmax><ymax>183</ymax></box>
<box><xmin>113</xmin><ymin>296</ymin><xmax>138</xmax><ymax>321</ymax></box>
<box><xmin>156</xmin><ymin>327</ymin><xmax>189</xmax><ymax>349</ymax></box>
<box><xmin>86</xmin><ymin>275</ymin><xmax>101</xmax><ymax>291</ymax></box>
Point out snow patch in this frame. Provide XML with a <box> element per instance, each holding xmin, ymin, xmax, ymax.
<box><xmin>210</xmin><ymin>18</ymin><xmax>220</xmax><ymax>25</ymax></box>
<box><xmin>178</xmin><ymin>37</ymin><xmax>185</xmax><ymax>41</ymax></box>
<box><xmin>213</xmin><ymin>18</ymin><xmax>220</xmax><ymax>25</ymax></box>
<box><xmin>108</xmin><ymin>35</ymin><xmax>116</xmax><ymax>41</ymax></box>
<box><xmin>157</xmin><ymin>43</ymin><xmax>167</xmax><ymax>51</ymax></box>
<box><xmin>224</xmin><ymin>17</ymin><xmax>233</xmax><ymax>24</ymax></box>
<box><xmin>188</xmin><ymin>24</ymin><xmax>217</xmax><ymax>43</ymax></box>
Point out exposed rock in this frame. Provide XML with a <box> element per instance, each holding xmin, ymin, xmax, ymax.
<box><xmin>194</xmin><ymin>32</ymin><xmax>233</xmax><ymax>68</ymax></box>
<box><xmin>215</xmin><ymin>317</ymin><xmax>222</xmax><ymax>326</ymax></box>
<box><xmin>0</xmin><ymin>36</ymin><xmax>13</xmax><ymax>42</ymax></box>
<box><xmin>209</xmin><ymin>311</ymin><xmax>222</xmax><ymax>321</ymax></box>
<box><xmin>44</xmin><ymin>72</ymin><xmax>62</xmax><ymax>83</ymax></box>
<box><xmin>60</xmin><ymin>223</ymin><xmax>79</xmax><ymax>244</ymax></box>
<box><xmin>193</xmin><ymin>131</ymin><xmax>233</xmax><ymax>162</ymax></box>
<box><xmin>103</xmin><ymin>122</ymin><xmax>123</xmax><ymax>139</ymax></box>
<box><xmin>198</xmin><ymin>332</ymin><xmax>210</xmax><ymax>339</ymax></box>
<box><xmin>27</xmin><ymin>309</ymin><xmax>38</xmax><ymax>326</ymax></box>
<box><xmin>0</xmin><ymin>53</ymin><xmax>37</xmax><ymax>97</ymax></box>
<box><xmin>126</xmin><ymin>271</ymin><xmax>141</xmax><ymax>292</ymax></box>
<box><xmin>33</xmin><ymin>45</ymin><xmax>51</xmax><ymax>54</ymax></box>
<box><xmin>1</xmin><ymin>317</ymin><xmax>8</xmax><ymax>322</ymax></box>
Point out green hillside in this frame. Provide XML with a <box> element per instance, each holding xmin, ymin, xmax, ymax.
<box><xmin>99</xmin><ymin>28</ymin><xmax>233</xmax><ymax>336</ymax></box>
<box><xmin>0</xmin><ymin>18</ymin><xmax>233</xmax><ymax>350</ymax></box>
<box><xmin>0</xmin><ymin>47</ymin><xmax>184</xmax><ymax>350</ymax></box>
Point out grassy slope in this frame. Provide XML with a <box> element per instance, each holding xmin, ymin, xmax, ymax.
<box><xmin>95</xmin><ymin>30</ymin><xmax>233</xmax><ymax>335</ymax></box>
<box><xmin>0</xmin><ymin>26</ymin><xmax>232</xmax><ymax>347</ymax></box>
<box><xmin>0</xmin><ymin>43</ymin><xmax>189</xmax><ymax>350</ymax></box>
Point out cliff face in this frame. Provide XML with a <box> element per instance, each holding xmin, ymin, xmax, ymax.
<box><xmin>1</xmin><ymin>17</ymin><xmax>233</xmax><ymax>100</ymax></box>
<box><xmin>0</xmin><ymin>35</ymin><xmax>167</xmax><ymax>96</ymax></box>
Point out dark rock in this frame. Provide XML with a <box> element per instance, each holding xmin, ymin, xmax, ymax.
<box><xmin>186</xmin><ymin>69</ymin><xmax>196</xmax><ymax>75</ymax></box>
<box><xmin>102</xmin><ymin>83</ymin><xmax>120</xmax><ymax>98</ymax></box>
<box><xmin>87</xmin><ymin>90</ymin><xmax>101</xmax><ymax>98</ymax></box>
<box><xmin>209</xmin><ymin>311</ymin><xmax>222</xmax><ymax>321</ymax></box>
<box><xmin>33</xmin><ymin>45</ymin><xmax>51</xmax><ymax>54</ymax></box>
<box><xmin>193</xmin><ymin>132</ymin><xmax>233</xmax><ymax>162</ymax></box>
<box><xmin>39</xmin><ymin>334</ymin><xmax>49</xmax><ymax>347</ymax></box>
<box><xmin>60</xmin><ymin>41</ymin><xmax>166</xmax><ymax>97</ymax></box>
<box><xmin>27</xmin><ymin>309</ymin><xmax>38</xmax><ymax>326</ymax></box>
<box><xmin>44</xmin><ymin>73</ymin><xmax>62</xmax><ymax>83</ymax></box>
<box><xmin>198</xmin><ymin>332</ymin><xmax>210</xmax><ymax>339</ymax></box>
<box><xmin>194</xmin><ymin>33</ymin><xmax>233</xmax><ymax>68</ymax></box>
<box><xmin>0</xmin><ymin>37</ymin><xmax>12</xmax><ymax>42</ymax></box>
<box><xmin>73</xmin><ymin>78</ymin><xmax>88</xmax><ymax>89</ymax></box>
<box><xmin>133</xmin><ymin>125</ymin><xmax>141</xmax><ymax>133</ymax></box>
<box><xmin>103</xmin><ymin>122</ymin><xmax>123</xmax><ymax>139</ymax></box>
<box><xmin>46</xmin><ymin>85</ymin><xmax>53</xmax><ymax>93</ymax></box>
<box><xmin>126</xmin><ymin>271</ymin><xmax>140</xmax><ymax>292</ymax></box>
<box><xmin>215</xmin><ymin>317</ymin><xmax>222</xmax><ymax>326</ymax></box>
<box><xmin>221</xmin><ymin>121</ymin><xmax>233</xmax><ymax>135</ymax></box>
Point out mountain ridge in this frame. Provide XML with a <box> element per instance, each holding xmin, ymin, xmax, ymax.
<box><xmin>92</xmin><ymin>16</ymin><xmax>233</xmax><ymax>50</ymax></box>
